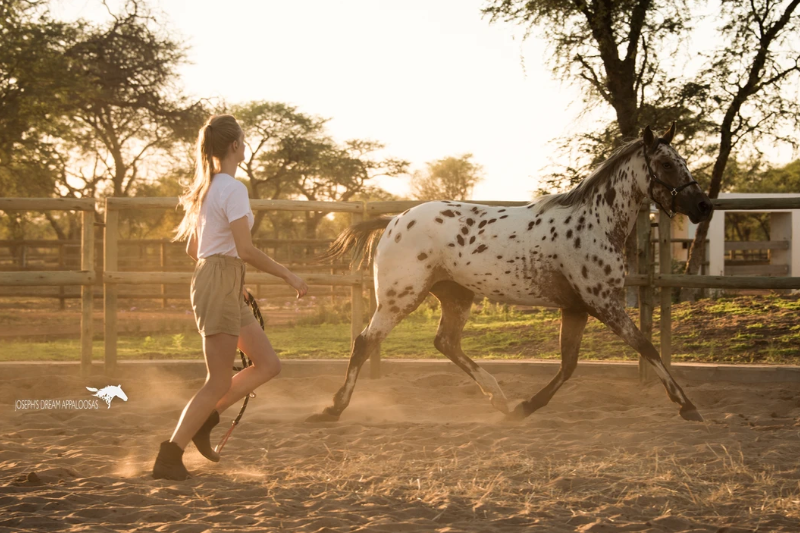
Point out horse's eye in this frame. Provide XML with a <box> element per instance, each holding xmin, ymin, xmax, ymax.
<box><xmin>662</xmin><ymin>161</ymin><xmax>673</xmax><ymax>170</ymax></box>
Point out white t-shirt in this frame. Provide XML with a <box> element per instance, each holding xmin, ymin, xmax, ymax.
<box><xmin>195</xmin><ymin>173</ymin><xmax>254</xmax><ymax>259</ymax></box>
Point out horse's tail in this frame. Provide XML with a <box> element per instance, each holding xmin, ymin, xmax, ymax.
<box><xmin>316</xmin><ymin>217</ymin><xmax>393</xmax><ymax>269</ymax></box>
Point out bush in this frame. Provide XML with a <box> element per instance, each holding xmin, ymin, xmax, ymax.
<box><xmin>297</xmin><ymin>302</ymin><xmax>351</xmax><ymax>326</ymax></box>
<box><xmin>476</xmin><ymin>297</ymin><xmax>517</xmax><ymax>321</ymax></box>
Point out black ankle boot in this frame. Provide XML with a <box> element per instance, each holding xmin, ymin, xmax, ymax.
<box><xmin>192</xmin><ymin>410</ymin><xmax>221</xmax><ymax>462</ymax></box>
<box><xmin>152</xmin><ymin>441</ymin><xmax>191</xmax><ymax>481</ymax></box>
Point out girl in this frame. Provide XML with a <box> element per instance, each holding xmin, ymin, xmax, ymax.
<box><xmin>153</xmin><ymin>114</ymin><xmax>308</xmax><ymax>480</ymax></box>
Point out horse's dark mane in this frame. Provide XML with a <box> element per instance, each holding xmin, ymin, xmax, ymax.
<box><xmin>539</xmin><ymin>138</ymin><xmax>645</xmax><ymax>212</ymax></box>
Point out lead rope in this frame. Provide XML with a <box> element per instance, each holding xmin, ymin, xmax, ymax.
<box><xmin>214</xmin><ymin>289</ymin><xmax>263</xmax><ymax>455</ymax></box>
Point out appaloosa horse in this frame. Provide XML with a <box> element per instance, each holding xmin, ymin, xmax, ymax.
<box><xmin>307</xmin><ymin>123</ymin><xmax>713</xmax><ymax>423</ymax></box>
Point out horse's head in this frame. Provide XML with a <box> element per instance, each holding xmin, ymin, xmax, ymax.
<box><xmin>642</xmin><ymin>123</ymin><xmax>713</xmax><ymax>224</ymax></box>
<box><xmin>114</xmin><ymin>385</ymin><xmax>128</xmax><ymax>402</ymax></box>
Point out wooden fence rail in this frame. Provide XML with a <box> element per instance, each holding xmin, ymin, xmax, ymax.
<box><xmin>2</xmin><ymin>196</ymin><xmax>799</xmax><ymax>379</ymax></box>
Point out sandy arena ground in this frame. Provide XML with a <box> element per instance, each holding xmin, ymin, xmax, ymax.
<box><xmin>1</xmin><ymin>365</ymin><xmax>799</xmax><ymax>532</ymax></box>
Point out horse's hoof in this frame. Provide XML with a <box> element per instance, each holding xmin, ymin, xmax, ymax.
<box><xmin>504</xmin><ymin>403</ymin><xmax>527</xmax><ymax>423</ymax></box>
<box><xmin>305</xmin><ymin>412</ymin><xmax>340</xmax><ymax>423</ymax></box>
<box><xmin>679</xmin><ymin>407</ymin><xmax>704</xmax><ymax>422</ymax></box>
<box><xmin>491</xmin><ymin>396</ymin><xmax>510</xmax><ymax>415</ymax></box>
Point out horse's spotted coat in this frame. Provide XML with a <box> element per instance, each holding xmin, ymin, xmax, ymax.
<box><xmin>309</xmin><ymin>125</ymin><xmax>713</xmax><ymax>423</ymax></box>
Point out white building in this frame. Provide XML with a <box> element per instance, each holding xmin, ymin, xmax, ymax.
<box><xmin>669</xmin><ymin>193</ymin><xmax>800</xmax><ymax>277</ymax></box>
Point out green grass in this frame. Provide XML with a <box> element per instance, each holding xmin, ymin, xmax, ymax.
<box><xmin>0</xmin><ymin>301</ymin><xmax>587</xmax><ymax>362</ymax></box>
<box><xmin>1</xmin><ymin>294</ymin><xmax>798</xmax><ymax>364</ymax></box>
<box><xmin>0</xmin><ymin>334</ymin><xmax>203</xmax><ymax>362</ymax></box>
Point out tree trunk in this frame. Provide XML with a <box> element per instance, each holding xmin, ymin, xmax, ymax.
<box><xmin>304</xmin><ymin>212</ymin><xmax>324</xmax><ymax>259</ymax></box>
<box><xmin>252</xmin><ymin>210</ymin><xmax>269</xmax><ymax>237</ymax></box>
<box><xmin>7</xmin><ymin>214</ymin><xmax>26</xmax><ymax>267</ymax></box>
<box><xmin>45</xmin><ymin>212</ymin><xmax>67</xmax><ymax>240</ymax></box>
<box><xmin>682</xmin><ymin>130</ymin><xmax>732</xmax><ymax>300</ymax></box>
<box><xmin>593</xmin><ymin>18</ymin><xmax>642</xmax><ymax>307</ymax></box>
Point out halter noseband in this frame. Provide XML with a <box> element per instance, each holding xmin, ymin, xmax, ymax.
<box><xmin>643</xmin><ymin>139</ymin><xmax>699</xmax><ymax>219</ymax></box>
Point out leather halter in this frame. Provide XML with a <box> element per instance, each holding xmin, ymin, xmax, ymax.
<box><xmin>643</xmin><ymin>139</ymin><xmax>699</xmax><ymax>218</ymax></box>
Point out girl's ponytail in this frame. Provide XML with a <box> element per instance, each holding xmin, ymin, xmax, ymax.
<box><xmin>173</xmin><ymin>115</ymin><xmax>243</xmax><ymax>242</ymax></box>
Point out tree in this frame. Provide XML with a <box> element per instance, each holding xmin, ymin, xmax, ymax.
<box><xmin>0</xmin><ymin>0</ymin><xmax>202</xmax><ymax>243</ymax></box>
<box><xmin>484</xmin><ymin>0</ymin><xmax>800</xmax><ymax>301</ymax></box>
<box><xmin>0</xmin><ymin>1</ymin><xmax>86</xmax><ymax>243</ymax></box>
<box><xmin>682</xmin><ymin>0</ymin><xmax>800</xmax><ymax>297</ymax></box>
<box><xmin>0</xmin><ymin>2</ymin><xmax>78</xmax><ymax>171</ymax></box>
<box><xmin>483</xmin><ymin>0</ymin><xmax>693</xmax><ymax>140</ymax></box>
<box><xmin>410</xmin><ymin>153</ymin><xmax>483</xmax><ymax>201</ymax></box>
<box><xmin>732</xmin><ymin>159</ymin><xmax>800</xmax><ymax>194</ymax></box>
<box><xmin>65</xmin><ymin>1</ymin><xmax>203</xmax><ymax>200</ymax></box>
<box><xmin>232</xmin><ymin>101</ymin><xmax>329</xmax><ymax>237</ymax></box>
<box><xmin>233</xmin><ymin>101</ymin><xmax>408</xmax><ymax>238</ymax></box>
<box><xmin>293</xmin><ymin>138</ymin><xmax>408</xmax><ymax>238</ymax></box>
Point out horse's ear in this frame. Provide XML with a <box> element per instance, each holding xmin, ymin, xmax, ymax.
<box><xmin>642</xmin><ymin>125</ymin><xmax>655</xmax><ymax>150</ymax></box>
<box><xmin>661</xmin><ymin>121</ymin><xmax>676</xmax><ymax>145</ymax></box>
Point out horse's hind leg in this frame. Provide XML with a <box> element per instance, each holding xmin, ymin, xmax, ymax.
<box><xmin>430</xmin><ymin>281</ymin><xmax>509</xmax><ymax>414</ymax></box>
<box><xmin>304</xmin><ymin>331</ymin><xmax>380</xmax><ymax>422</ymax></box>
<box><xmin>595</xmin><ymin>303</ymin><xmax>702</xmax><ymax>422</ymax></box>
<box><xmin>507</xmin><ymin>308</ymin><xmax>588</xmax><ymax>420</ymax></box>
<box><xmin>305</xmin><ymin>291</ymin><xmax>428</xmax><ymax>422</ymax></box>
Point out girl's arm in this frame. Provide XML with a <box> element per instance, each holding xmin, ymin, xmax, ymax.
<box><xmin>186</xmin><ymin>230</ymin><xmax>198</xmax><ymax>262</ymax></box>
<box><xmin>230</xmin><ymin>216</ymin><xmax>308</xmax><ymax>298</ymax></box>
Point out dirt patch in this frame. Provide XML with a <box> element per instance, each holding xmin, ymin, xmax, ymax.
<box><xmin>1</xmin><ymin>367</ymin><xmax>799</xmax><ymax>531</ymax></box>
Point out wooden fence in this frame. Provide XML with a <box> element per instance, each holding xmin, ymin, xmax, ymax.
<box><xmin>1</xmin><ymin>196</ymin><xmax>800</xmax><ymax>378</ymax></box>
<box><xmin>0</xmin><ymin>237</ymin><xmax>345</xmax><ymax>308</ymax></box>
<box><xmin>101</xmin><ymin>197</ymin><xmax>370</xmax><ymax>375</ymax></box>
<box><xmin>0</xmin><ymin>199</ymin><xmax>96</xmax><ymax>377</ymax></box>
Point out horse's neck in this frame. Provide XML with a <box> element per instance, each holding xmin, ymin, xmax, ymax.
<box><xmin>620</xmin><ymin>153</ymin><xmax>650</xmax><ymax>235</ymax></box>
<box><xmin>585</xmin><ymin>150</ymin><xmax>648</xmax><ymax>252</ymax></box>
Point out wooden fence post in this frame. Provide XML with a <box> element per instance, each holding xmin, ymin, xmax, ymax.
<box><xmin>659</xmin><ymin>210</ymin><xmax>672</xmax><ymax>368</ymax></box>
<box><xmin>58</xmin><ymin>243</ymin><xmax>66</xmax><ymax>310</ymax></box>
<box><xmin>637</xmin><ymin>203</ymin><xmax>655</xmax><ymax>383</ymax></box>
<box><xmin>104</xmin><ymin>203</ymin><xmax>119</xmax><ymax>376</ymax></box>
<box><xmin>160</xmin><ymin>242</ymin><xmax>168</xmax><ymax>308</ymax></box>
<box><xmin>80</xmin><ymin>209</ymin><xmax>94</xmax><ymax>378</ymax></box>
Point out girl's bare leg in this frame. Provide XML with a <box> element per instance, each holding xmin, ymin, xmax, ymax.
<box><xmin>169</xmin><ymin>332</ymin><xmax>238</xmax><ymax>449</ymax></box>
<box><xmin>214</xmin><ymin>320</ymin><xmax>281</xmax><ymax>414</ymax></box>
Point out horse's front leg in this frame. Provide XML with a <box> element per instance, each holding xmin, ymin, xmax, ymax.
<box><xmin>507</xmin><ymin>308</ymin><xmax>588</xmax><ymax>420</ymax></box>
<box><xmin>594</xmin><ymin>303</ymin><xmax>703</xmax><ymax>421</ymax></box>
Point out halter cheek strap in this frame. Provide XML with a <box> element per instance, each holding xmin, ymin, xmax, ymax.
<box><xmin>643</xmin><ymin>140</ymin><xmax>699</xmax><ymax>218</ymax></box>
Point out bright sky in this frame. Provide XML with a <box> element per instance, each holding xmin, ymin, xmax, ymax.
<box><xmin>52</xmin><ymin>0</ymin><xmax>588</xmax><ymax>201</ymax></box>
<box><xmin>50</xmin><ymin>0</ymin><xmax>797</xmax><ymax>201</ymax></box>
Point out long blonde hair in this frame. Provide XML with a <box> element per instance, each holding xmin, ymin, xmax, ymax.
<box><xmin>173</xmin><ymin>114</ymin><xmax>243</xmax><ymax>242</ymax></box>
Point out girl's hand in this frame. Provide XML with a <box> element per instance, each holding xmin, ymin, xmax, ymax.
<box><xmin>286</xmin><ymin>272</ymin><xmax>308</xmax><ymax>299</ymax></box>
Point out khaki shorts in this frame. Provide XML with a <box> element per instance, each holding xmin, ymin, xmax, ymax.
<box><xmin>191</xmin><ymin>254</ymin><xmax>257</xmax><ymax>336</ymax></box>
